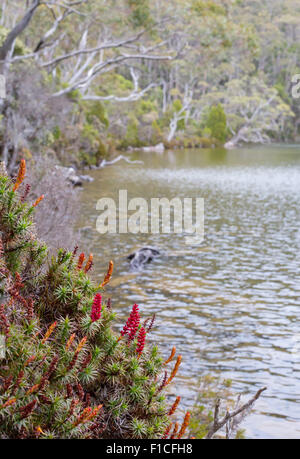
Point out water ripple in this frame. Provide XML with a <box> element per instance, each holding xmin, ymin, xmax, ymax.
<box><xmin>78</xmin><ymin>146</ymin><xmax>300</xmax><ymax>438</ymax></box>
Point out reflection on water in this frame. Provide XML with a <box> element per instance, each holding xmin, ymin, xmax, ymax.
<box><xmin>77</xmin><ymin>145</ymin><xmax>300</xmax><ymax>439</ymax></box>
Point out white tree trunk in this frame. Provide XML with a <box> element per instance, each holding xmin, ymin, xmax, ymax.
<box><xmin>167</xmin><ymin>116</ymin><xmax>178</xmax><ymax>142</ymax></box>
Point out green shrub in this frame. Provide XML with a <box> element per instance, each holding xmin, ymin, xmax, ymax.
<box><xmin>118</xmin><ymin>116</ymin><xmax>146</xmax><ymax>149</ymax></box>
<box><xmin>128</xmin><ymin>0</ymin><xmax>152</xmax><ymax>28</ymax></box>
<box><xmin>191</xmin><ymin>0</ymin><xmax>226</xmax><ymax>16</ymax></box>
<box><xmin>206</xmin><ymin>104</ymin><xmax>228</xmax><ymax>144</ymax></box>
<box><xmin>0</xmin><ymin>161</ymin><xmax>188</xmax><ymax>439</ymax></box>
<box><xmin>84</xmin><ymin>101</ymin><xmax>109</xmax><ymax>129</ymax></box>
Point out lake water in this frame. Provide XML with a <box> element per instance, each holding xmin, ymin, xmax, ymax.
<box><xmin>77</xmin><ymin>145</ymin><xmax>300</xmax><ymax>439</ymax></box>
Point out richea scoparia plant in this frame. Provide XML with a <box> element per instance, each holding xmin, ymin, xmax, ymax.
<box><xmin>0</xmin><ymin>159</ymin><xmax>190</xmax><ymax>439</ymax></box>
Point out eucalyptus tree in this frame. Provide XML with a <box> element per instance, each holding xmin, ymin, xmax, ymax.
<box><xmin>0</xmin><ymin>0</ymin><xmax>175</xmax><ymax>169</ymax></box>
<box><xmin>0</xmin><ymin>0</ymin><xmax>175</xmax><ymax>99</ymax></box>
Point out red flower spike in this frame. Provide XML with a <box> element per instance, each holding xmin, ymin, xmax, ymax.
<box><xmin>66</xmin><ymin>384</ymin><xmax>73</xmax><ymax>399</ymax></box>
<box><xmin>120</xmin><ymin>303</ymin><xmax>140</xmax><ymax>341</ymax></box>
<box><xmin>136</xmin><ymin>326</ymin><xmax>146</xmax><ymax>355</ymax></box>
<box><xmin>91</xmin><ymin>294</ymin><xmax>102</xmax><ymax>322</ymax></box>
<box><xmin>21</xmin><ymin>184</ymin><xmax>31</xmax><ymax>202</ymax></box>
<box><xmin>19</xmin><ymin>400</ymin><xmax>37</xmax><ymax>419</ymax></box>
<box><xmin>146</xmin><ymin>313</ymin><xmax>156</xmax><ymax>333</ymax></box>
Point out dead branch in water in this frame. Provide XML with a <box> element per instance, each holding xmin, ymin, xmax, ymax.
<box><xmin>99</xmin><ymin>155</ymin><xmax>143</xmax><ymax>168</ymax></box>
<box><xmin>206</xmin><ymin>387</ymin><xmax>267</xmax><ymax>439</ymax></box>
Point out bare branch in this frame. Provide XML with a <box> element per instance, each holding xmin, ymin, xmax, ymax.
<box><xmin>99</xmin><ymin>155</ymin><xmax>144</xmax><ymax>168</ymax></box>
<box><xmin>43</xmin><ymin>0</ymin><xmax>88</xmax><ymax>16</ymax></box>
<box><xmin>0</xmin><ymin>0</ymin><xmax>41</xmax><ymax>61</ymax></box>
<box><xmin>82</xmin><ymin>68</ymin><xmax>157</xmax><ymax>102</ymax></box>
<box><xmin>167</xmin><ymin>92</ymin><xmax>193</xmax><ymax>142</ymax></box>
<box><xmin>0</xmin><ymin>0</ymin><xmax>8</xmax><ymax>27</ymax></box>
<box><xmin>205</xmin><ymin>387</ymin><xmax>267</xmax><ymax>439</ymax></box>
<box><xmin>34</xmin><ymin>5</ymin><xmax>71</xmax><ymax>52</ymax></box>
<box><xmin>40</xmin><ymin>30</ymin><xmax>148</xmax><ymax>68</ymax></box>
<box><xmin>52</xmin><ymin>52</ymin><xmax>173</xmax><ymax>97</ymax></box>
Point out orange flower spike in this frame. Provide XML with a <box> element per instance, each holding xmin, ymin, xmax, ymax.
<box><xmin>170</xmin><ymin>422</ymin><xmax>179</xmax><ymax>439</ymax></box>
<box><xmin>26</xmin><ymin>384</ymin><xmax>39</xmax><ymax>396</ymax></box>
<box><xmin>13</xmin><ymin>159</ymin><xmax>26</xmax><ymax>192</ymax></box>
<box><xmin>77</xmin><ymin>253</ymin><xmax>85</xmax><ymax>270</ymax></box>
<box><xmin>73</xmin><ymin>407</ymin><xmax>92</xmax><ymax>427</ymax></box>
<box><xmin>100</xmin><ymin>260</ymin><xmax>114</xmax><ymax>288</ymax></box>
<box><xmin>75</xmin><ymin>336</ymin><xmax>87</xmax><ymax>354</ymax></box>
<box><xmin>166</xmin><ymin>355</ymin><xmax>182</xmax><ymax>385</ymax></box>
<box><xmin>86</xmin><ymin>404</ymin><xmax>103</xmax><ymax>422</ymax></box>
<box><xmin>84</xmin><ymin>254</ymin><xmax>93</xmax><ymax>273</ymax></box>
<box><xmin>177</xmin><ymin>411</ymin><xmax>191</xmax><ymax>439</ymax></box>
<box><xmin>164</xmin><ymin>346</ymin><xmax>176</xmax><ymax>365</ymax></box>
<box><xmin>162</xmin><ymin>422</ymin><xmax>173</xmax><ymax>439</ymax></box>
<box><xmin>65</xmin><ymin>333</ymin><xmax>76</xmax><ymax>351</ymax></box>
<box><xmin>42</xmin><ymin>321</ymin><xmax>57</xmax><ymax>344</ymax></box>
<box><xmin>36</xmin><ymin>426</ymin><xmax>45</xmax><ymax>437</ymax></box>
<box><xmin>168</xmin><ymin>396</ymin><xmax>181</xmax><ymax>416</ymax></box>
<box><xmin>2</xmin><ymin>398</ymin><xmax>17</xmax><ymax>409</ymax></box>
<box><xmin>33</xmin><ymin>195</ymin><xmax>44</xmax><ymax>207</ymax></box>
<box><xmin>24</xmin><ymin>355</ymin><xmax>36</xmax><ymax>367</ymax></box>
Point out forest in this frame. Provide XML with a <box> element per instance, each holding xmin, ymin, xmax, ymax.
<box><xmin>0</xmin><ymin>0</ymin><xmax>300</xmax><ymax>172</ymax></box>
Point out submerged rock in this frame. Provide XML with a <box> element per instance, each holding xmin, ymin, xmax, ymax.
<box><xmin>55</xmin><ymin>166</ymin><xmax>93</xmax><ymax>186</ymax></box>
<box><xmin>127</xmin><ymin>143</ymin><xmax>165</xmax><ymax>154</ymax></box>
<box><xmin>140</xmin><ymin>143</ymin><xmax>165</xmax><ymax>153</ymax></box>
<box><xmin>127</xmin><ymin>247</ymin><xmax>160</xmax><ymax>270</ymax></box>
<box><xmin>79</xmin><ymin>175</ymin><xmax>94</xmax><ymax>182</ymax></box>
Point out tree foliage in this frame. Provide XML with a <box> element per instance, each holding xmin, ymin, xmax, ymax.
<box><xmin>206</xmin><ymin>104</ymin><xmax>227</xmax><ymax>143</ymax></box>
<box><xmin>0</xmin><ymin>0</ymin><xmax>299</xmax><ymax>166</ymax></box>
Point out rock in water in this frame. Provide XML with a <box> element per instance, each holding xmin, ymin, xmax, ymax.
<box><xmin>54</xmin><ymin>166</ymin><xmax>94</xmax><ymax>186</ymax></box>
<box><xmin>127</xmin><ymin>247</ymin><xmax>160</xmax><ymax>270</ymax></box>
<box><xmin>79</xmin><ymin>175</ymin><xmax>94</xmax><ymax>182</ymax></box>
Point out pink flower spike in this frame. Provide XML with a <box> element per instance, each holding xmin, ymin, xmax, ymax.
<box><xmin>91</xmin><ymin>294</ymin><xmax>102</xmax><ymax>322</ymax></box>
<box><xmin>136</xmin><ymin>327</ymin><xmax>146</xmax><ymax>355</ymax></box>
<box><xmin>120</xmin><ymin>303</ymin><xmax>140</xmax><ymax>340</ymax></box>
<box><xmin>128</xmin><ymin>315</ymin><xmax>140</xmax><ymax>342</ymax></box>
